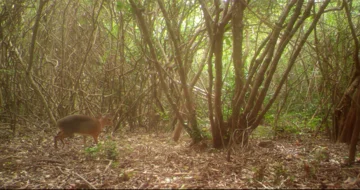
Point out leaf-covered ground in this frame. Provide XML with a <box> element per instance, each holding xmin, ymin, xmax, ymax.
<box><xmin>1</xmin><ymin>127</ymin><xmax>360</xmax><ymax>189</ymax></box>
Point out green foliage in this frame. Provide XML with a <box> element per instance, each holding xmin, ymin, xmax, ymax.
<box><xmin>201</xmin><ymin>126</ymin><xmax>212</xmax><ymax>140</ymax></box>
<box><xmin>264</xmin><ymin>110</ymin><xmax>323</xmax><ymax>138</ymax></box>
<box><xmin>158</xmin><ymin>110</ymin><xmax>169</xmax><ymax>121</ymax></box>
<box><xmin>224</xmin><ymin>36</ymin><xmax>232</xmax><ymax>47</ymax></box>
<box><xmin>84</xmin><ymin>139</ymin><xmax>119</xmax><ymax>160</ymax></box>
<box><xmin>197</xmin><ymin>117</ymin><xmax>209</xmax><ymax>127</ymax></box>
<box><xmin>111</xmin><ymin>161</ymin><xmax>119</xmax><ymax>168</ymax></box>
<box><xmin>264</xmin><ymin>113</ymin><xmax>275</xmax><ymax>124</ymax></box>
<box><xmin>116</xmin><ymin>0</ymin><xmax>124</xmax><ymax>11</ymax></box>
<box><xmin>103</xmin><ymin>140</ymin><xmax>119</xmax><ymax>160</ymax></box>
<box><xmin>252</xmin><ymin>125</ymin><xmax>273</xmax><ymax>139</ymax></box>
<box><xmin>307</xmin><ymin>117</ymin><xmax>322</xmax><ymax>130</ymax></box>
<box><xmin>0</xmin><ymin>69</ymin><xmax>16</xmax><ymax>75</ymax></box>
<box><xmin>84</xmin><ymin>143</ymin><xmax>102</xmax><ymax>159</ymax></box>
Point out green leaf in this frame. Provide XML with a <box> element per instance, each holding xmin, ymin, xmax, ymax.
<box><xmin>116</xmin><ymin>0</ymin><xmax>124</xmax><ymax>11</ymax></box>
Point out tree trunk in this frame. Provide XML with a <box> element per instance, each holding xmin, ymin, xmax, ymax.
<box><xmin>335</xmin><ymin>0</ymin><xmax>360</xmax><ymax>146</ymax></box>
<box><xmin>348</xmin><ymin>87</ymin><xmax>360</xmax><ymax>163</ymax></box>
<box><xmin>230</xmin><ymin>0</ymin><xmax>246</xmax><ymax>145</ymax></box>
<box><xmin>24</xmin><ymin>0</ymin><xmax>56</xmax><ymax>126</ymax></box>
<box><xmin>129</xmin><ymin>0</ymin><xmax>201</xmax><ymax>143</ymax></box>
<box><xmin>211</xmin><ymin>1</ymin><xmax>232</xmax><ymax>148</ymax></box>
<box><xmin>157</xmin><ymin>0</ymin><xmax>202</xmax><ymax>143</ymax></box>
<box><xmin>212</xmin><ymin>25</ymin><xmax>226</xmax><ymax>148</ymax></box>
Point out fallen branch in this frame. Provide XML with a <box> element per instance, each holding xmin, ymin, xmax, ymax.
<box><xmin>35</xmin><ymin>159</ymin><xmax>64</xmax><ymax>164</ymax></box>
<box><xmin>103</xmin><ymin>160</ymin><xmax>113</xmax><ymax>173</ymax></box>
<box><xmin>74</xmin><ymin>172</ymin><xmax>97</xmax><ymax>189</ymax></box>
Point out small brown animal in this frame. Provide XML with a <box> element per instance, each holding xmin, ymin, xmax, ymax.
<box><xmin>54</xmin><ymin>114</ymin><xmax>113</xmax><ymax>149</ymax></box>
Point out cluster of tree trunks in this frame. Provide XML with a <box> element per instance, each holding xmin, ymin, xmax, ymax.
<box><xmin>201</xmin><ymin>0</ymin><xmax>331</xmax><ymax>148</ymax></box>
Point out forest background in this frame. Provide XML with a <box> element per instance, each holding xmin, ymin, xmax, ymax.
<box><xmin>1</xmin><ymin>0</ymin><xmax>360</xmax><ymax>170</ymax></box>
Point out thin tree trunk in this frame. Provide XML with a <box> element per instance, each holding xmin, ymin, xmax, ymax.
<box><xmin>230</xmin><ymin>0</ymin><xmax>246</xmax><ymax>138</ymax></box>
<box><xmin>348</xmin><ymin>87</ymin><xmax>360</xmax><ymax>163</ymax></box>
<box><xmin>252</xmin><ymin>0</ymin><xmax>330</xmax><ymax>129</ymax></box>
<box><xmin>212</xmin><ymin>4</ymin><xmax>232</xmax><ymax>148</ymax></box>
<box><xmin>70</xmin><ymin>0</ymin><xmax>104</xmax><ymax>112</ymax></box>
<box><xmin>157</xmin><ymin>0</ymin><xmax>202</xmax><ymax>143</ymax></box>
<box><xmin>129</xmin><ymin>0</ymin><xmax>198</xmax><ymax>142</ymax></box>
<box><xmin>25</xmin><ymin>0</ymin><xmax>56</xmax><ymax>126</ymax></box>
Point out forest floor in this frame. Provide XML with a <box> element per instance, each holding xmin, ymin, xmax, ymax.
<box><xmin>1</xmin><ymin>126</ymin><xmax>360</xmax><ymax>189</ymax></box>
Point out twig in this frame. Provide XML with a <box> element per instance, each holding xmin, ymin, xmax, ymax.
<box><xmin>74</xmin><ymin>172</ymin><xmax>97</xmax><ymax>189</ymax></box>
<box><xmin>20</xmin><ymin>180</ymin><xmax>30</xmax><ymax>189</ymax></box>
<box><xmin>36</xmin><ymin>159</ymin><xmax>64</xmax><ymax>164</ymax></box>
<box><xmin>255</xmin><ymin>180</ymin><xmax>271</xmax><ymax>189</ymax></box>
<box><xmin>277</xmin><ymin>177</ymin><xmax>288</xmax><ymax>189</ymax></box>
<box><xmin>103</xmin><ymin>160</ymin><xmax>113</xmax><ymax>173</ymax></box>
<box><xmin>57</xmin><ymin>167</ymin><xmax>72</xmax><ymax>188</ymax></box>
<box><xmin>57</xmin><ymin>166</ymin><xmax>67</xmax><ymax>174</ymax></box>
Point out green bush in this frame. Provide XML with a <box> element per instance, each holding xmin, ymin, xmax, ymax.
<box><xmin>84</xmin><ymin>139</ymin><xmax>119</xmax><ymax>160</ymax></box>
<box><xmin>84</xmin><ymin>143</ymin><xmax>102</xmax><ymax>159</ymax></box>
<box><xmin>103</xmin><ymin>140</ymin><xmax>119</xmax><ymax>160</ymax></box>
